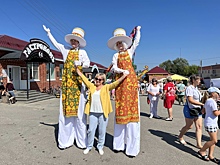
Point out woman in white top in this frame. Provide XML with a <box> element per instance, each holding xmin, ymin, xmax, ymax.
<box><xmin>178</xmin><ymin>75</ymin><xmax>204</xmax><ymax>149</ymax></box>
<box><xmin>147</xmin><ymin>78</ymin><xmax>161</xmax><ymax>118</ymax></box>
<box><xmin>198</xmin><ymin>87</ymin><xmax>220</xmax><ymax>163</ymax></box>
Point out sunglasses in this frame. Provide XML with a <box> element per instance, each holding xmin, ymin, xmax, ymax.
<box><xmin>95</xmin><ymin>78</ymin><xmax>103</xmax><ymax>81</ymax></box>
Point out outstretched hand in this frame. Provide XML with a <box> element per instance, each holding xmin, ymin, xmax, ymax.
<box><xmin>74</xmin><ymin>61</ymin><xmax>81</xmax><ymax>66</ymax></box>
<box><xmin>123</xmin><ymin>70</ymin><xmax>129</xmax><ymax>76</ymax></box>
<box><xmin>136</xmin><ymin>26</ymin><xmax>141</xmax><ymax>30</ymax></box>
<box><xmin>43</xmin><ymin>25</ymin><xmax>50</xmax><ymax>33</ymax></box>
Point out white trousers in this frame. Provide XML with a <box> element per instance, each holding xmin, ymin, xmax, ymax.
<box><xmin>113</xmin><ymin>122</ymin><xmax>140</xmax><ymax>156</ymax></box>
<box><xmin>149</xmin><ymin>98</ymin><xmax>159</xmax><ymax>116</ymax></box>
<box><xmin>113</xmin><ymin>93</ymin><xmax>140</xmax><ymax>157</ymax></box>
<box><xmin>58</xmin><ymin>84</ymin><xmax>87</xmax><ymax>149</ymax></box>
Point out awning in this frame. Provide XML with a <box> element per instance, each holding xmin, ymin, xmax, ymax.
<box><xmin>171</xmin><ymin>74</ymin><xmax>188</xmax><ymax>80</ymax></box>
<box><xmin>0</xmin><ymin>51</ymin><xmax>21</xmax><ymax>59</ymax></box>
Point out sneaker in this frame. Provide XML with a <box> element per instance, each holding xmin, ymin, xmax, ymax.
<box><xmin>178</xmin><ymin>138</ymin><xmax>187</xmax><ymax>145</ymax></box>
<box><xmin>149</xmin><ymin>114</ymin><xmax>153</xmax><ymax>119</ymax></box>
<box><xmin>165</xmin><ymin>117</ymin><xmax>173</xmax><ymax>121</ymax></box>
<box><xmin>83</xmin><ymin>148</ymin><xmax>90</xmax><ymax>155</ymax></box>
<box><xmin>98</xmin><ymin>149</ymin><xmax>104</xmax><ymax>155</ymax></box>
<box><xmin>154</xmin><ymin>115</ymin><xmax>161</xmax><ymax>119</ymax></box>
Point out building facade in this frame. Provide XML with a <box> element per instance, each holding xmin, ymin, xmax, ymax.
<box><xmin>141</xmin><ymin>66</ymin><xmax>170</xmax><ymax>82</ymax></box>
<box><xmin>198</xmin><ymin>64</ymin><xmax>220</xmax><ymax>79</ymax></box>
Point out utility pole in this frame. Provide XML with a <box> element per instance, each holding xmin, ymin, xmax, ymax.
<box><xmin>200</xmin><ymin>60</ymin><xmax>202</xmax><ymax>78</ymax></box>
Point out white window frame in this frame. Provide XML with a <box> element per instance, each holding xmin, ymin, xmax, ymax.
<box><xmin>46</xmin><ymin>63</ymin><xmax>55</xmax><ymax>81</ymax></box>
<box><xmin>28</xmin><ymin>62</ymin><xmax>40</xmax><ymax>81</ymax></box>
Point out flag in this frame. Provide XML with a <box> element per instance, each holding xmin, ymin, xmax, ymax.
<box><xmin>129</xmin><ymin>26</ymin><xmax>137</xmax><ymax>62</ymax></box>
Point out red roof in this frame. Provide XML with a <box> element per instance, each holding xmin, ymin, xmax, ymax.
<box><xmin>147</xmin><ymin>66</ymin><xmax>169</xmax><ymax>74</ymax></box>
<box><xmin>0</xmin><ymin>35</ymin><xmax>28</xmax><ymax>50</ymax></box>
<box><xmin>0</xmin><ymin>35</ymin><xmax>106</xmax><ymax>69</ymax></box>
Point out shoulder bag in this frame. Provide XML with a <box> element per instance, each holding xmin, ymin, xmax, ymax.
<box><xmin>186</xmin><ymin>98</ymin><xmax>202</xmax><ymax>117</ymax></box>
<box><xmin>188</xmin><ymin>105</ymin><xmax>202</xmax><ymax>116</ymax></box>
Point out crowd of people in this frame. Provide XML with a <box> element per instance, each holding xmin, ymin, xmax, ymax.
<box><xmin>1</xmin><ymin>24</ymin><xmax>219</xmax><ymax>162</ymax></box>
<box><xmin>42</xmin><ymin>24</ymin><xmax>220</xmax><ymax>162</ymax></box>
<box><xmin>144</xmin><ymin>75</ymin><xmax>220</xmax><ymax>163</ymax></box>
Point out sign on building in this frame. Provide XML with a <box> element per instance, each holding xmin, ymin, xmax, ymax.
<box><xmin>21</xmin><ymin>38</ymin><xmax>54</xmax><ymax>63</ymax></box>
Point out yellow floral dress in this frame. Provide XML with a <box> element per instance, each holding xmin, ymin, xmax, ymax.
<box><xmin>62</xmin><ymin>50</ymin><xmax>83</xmax><ymax>117</ymax></box>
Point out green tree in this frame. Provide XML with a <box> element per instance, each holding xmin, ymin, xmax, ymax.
<box><xmin>159</xmin><ymin>58</ymin><xmax>198</xmax><ymax>76</ymax></box>
<box><xmin>183</xmin><ymin>65</ymin><xmax>190</xmax><ymax>76</ymax></box>
<box><xmin>132</xmin><ymin>63</ymin><xmax>137</xmax><ymax>71</ymax></box>
<box><xmin>187</xmin><ymin>65</ymin><xmax>199</xmax><ymax>77</ymax></box>
<box><xmin>159</xmin><ymin>60</ymin><xmax>173</xmax><ymax>73</ymax></box>
<box><xmin>173</xmin><ymin>58</ymin><xmax>189</xmax><ymax>75</ymax></box>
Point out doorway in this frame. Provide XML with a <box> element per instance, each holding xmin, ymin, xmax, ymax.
<box><xmin>7</xmin><ymin>65</ymin><xmax>30</xmax><ymax>90</ymax></box>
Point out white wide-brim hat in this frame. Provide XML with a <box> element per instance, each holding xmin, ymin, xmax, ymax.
<box><xmin>107</xmin><ymin>28</ymin><xmax>132</xmax><ymax>50</ymax></box>
<box><xmin>65</xmin><ymin>27</ymin><xmax>86</xmax><ymax>48</ymax></box>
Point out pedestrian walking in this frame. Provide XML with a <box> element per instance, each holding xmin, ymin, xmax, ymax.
<box><xmin>176</xmin><ymin>81</ymin><xmax>186</xmax><ymax>105</ymax></box>
<box><xmin>178</xmin><ymin>75</ymin><xmax>204</xmax><ymax>149</ymax></box>
<box><xmin>163</xmin><ymin>76</ymin><xmax>176</xmax><ymax>121</ymax></box>
<box><xmin>140</xmin><ymin>81</ymin><xmax>146</xmax><ymax>95</ymax></box>
<box><xmin>43</xmin><ymin>25</ymin><xmax>90</xmax><ymax>149</ymax></box>
<box><xmin>197</xmin><ymin>87</ymin><xmax>220</xmax><ymax>163</ymax></box>
<box><xmin>147</xmin><ymin>78</ymin><xmax>161</xmax><ymax>118</ymax></box>
<box><xmin>107</xmin><ymin>25</ymin><xmax>141</xmax><ymax>157</ymax></box>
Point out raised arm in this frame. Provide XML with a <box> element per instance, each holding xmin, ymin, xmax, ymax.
<box><xmin>75</xmin><ymin>66</ymin><xmax>93</xmax><ymax>89</ymax></box>
<box><xmin>43</xmin><ymin>25</ymin><xmax>65</xmax><ymax>52</ymax></box>
<box><xmin>129</xmin><ymin>26</ymin><xmax>141</xmax><ymax>56</ymax></box>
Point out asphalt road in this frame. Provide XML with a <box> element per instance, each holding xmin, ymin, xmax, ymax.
<box><xmin>0</xmin><ymin>95</ymin><xmax>220</xmax><ymax>165</ymax></box>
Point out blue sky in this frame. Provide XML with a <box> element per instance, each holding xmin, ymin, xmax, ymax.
<box><xmin>0</xmin><ymin>0</ymin><xmax>220</xmax><ymax>71</ymax></box>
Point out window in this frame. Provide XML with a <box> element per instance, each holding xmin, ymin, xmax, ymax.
<box><xmin>28</xmin><ymin>62</ymin><xmax>39</xmax><ymax>80</ymax></box>
<box><xmin>21</xmin><ymin>68</ymin><xmax>27</xmax><ymax>80</ymax></box>
<box><xmin>46</xmin><ymin>63</ymin><xmax>55</xmax><ymax>80</ymax></box>
<box><xmin>59</xmin><ymin>64</ymin><xmax>63</xmax><ymax>79</ymax></box>
<box><xmin>8</xmin><ymin>68</ymin><xmax>12</xmax><ymax>80</ymax></box>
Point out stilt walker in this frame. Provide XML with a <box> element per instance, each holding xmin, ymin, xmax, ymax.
<box><xmin>107</xmin><ymin>26</ymin><xmax>141</xmax><ymax>157</ymax></box>
<box><xmin>43</xmin><ymin>25</ymin><xmax>90</xmax><ymax>149</ymax></box>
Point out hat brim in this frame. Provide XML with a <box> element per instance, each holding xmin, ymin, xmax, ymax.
<box><xmin>65</xmin><ymin>34</ymin><xmax>86</xmax><ymax>48</ymax></box>
<box><xmin>107</xmin><ymin>36</ymin><xmax>132</xmax><ymax>50</ymax></box>
<box><xmin>208</xmin><ymin>87</ymin><xmax>220</xmax><ymax>95</ymax></box>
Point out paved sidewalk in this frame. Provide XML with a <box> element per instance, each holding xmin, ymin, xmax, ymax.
<box><xmin>0</xmin><ymin>96</ymin><xmax>220</xmax><ymax>165</ymax></box>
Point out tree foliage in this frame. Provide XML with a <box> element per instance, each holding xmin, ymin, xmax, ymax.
<box><xmin>159</xmin><ymin>58</ymin><xmax>199</xmax><ymax>76</ymax></box>
<box><xmin>132</xmin><ymin>62</ymin><xmax>137</xmax><ymax>71</ymax></box>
